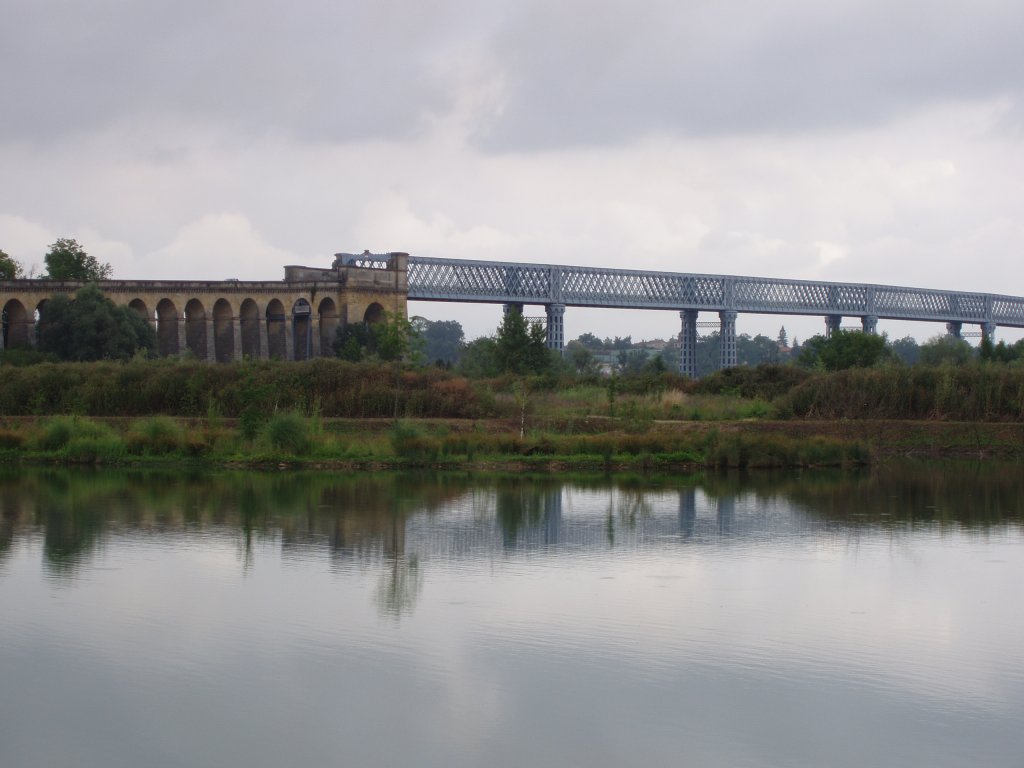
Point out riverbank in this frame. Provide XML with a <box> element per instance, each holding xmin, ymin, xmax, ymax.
<box><xmin>2</xmin><ymin>413</ymin><xmax>1022</xmax><ymax>471</ymax></box>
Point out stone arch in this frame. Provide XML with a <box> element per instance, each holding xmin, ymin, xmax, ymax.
<box><xmin>239</xmin><ymin>298</ymin><xmax>261</xmax><ymax>359</ymax></box>
<box><xmin>213</xmin><ymin>299</ymin><xmax>235</xmax><ymax>363</ymax></box>
<box><xmin>292</xmin><ymin>299</ymin><xmax>312</xmax><ymax>361</ymax></box>
<box><xmin>364</xmin><ymin>302</ymin><xmax>385</xmax><ymax>324</ymax></box>
<box><xmin>128</xmin><ymin>298</ymin><xmax>149</xmax><ymax>319</ymax></box>
<box><xmin>185</xmin><ymin>299</ymin><xmax>208</xmax><ymax>361</ymax></box>
<box><xmin>156</xmin><ymin>299</ymin><xmax>180</xmax><ymax>357</ymax></box>
<box><xmin>1</xmin><ymin>299</ymin><xmax>30</xmax><ymax>349</ymax></box>
<box><xmin>318</xmin><ymin>298</ymin><xmax>339</xmax><ymax>357</ymax></box>
<box><xmin>266</xmin><ymin>299</ymin><xmax>287</xmax><ymax>360</ymax></box>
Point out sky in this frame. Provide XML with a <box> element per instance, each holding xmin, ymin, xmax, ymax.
<box><xmin>3</xmin><ymin>0</ymin><xmax>1024</xmax><ymax>343</ymax></box>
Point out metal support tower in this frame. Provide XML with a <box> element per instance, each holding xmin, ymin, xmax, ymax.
<box><xmin>825</xmin><ymin>315</ymin><xmax>842</xmax><ymax>337</ymax></box>
<box><xmin>946</xmin><ymin>321</ymin><xmax>962</xmax><ymax>338</ymax></box>
<box><xmin>862</xmin><ymin>315</ymin><xmax>878</xmax><ymax>334</ymax></box>
<box><xmin>719</xmin><ymin>310</ymin><xmax>737</xmax><ymax>370</ymax></box>
<box><xmin>679</xmin><ymin>309</ymin><xmax>698</xmax><ymax>378</ymax></box>
<box><xmin>545</xmin><ymin>304</ymin><xmax>565</xmax><ymax>352</ymax></box>
<box><xmin>982</xmin><ymin>322</ymin><xmax>997</xmax><ymax>345</ymax></box>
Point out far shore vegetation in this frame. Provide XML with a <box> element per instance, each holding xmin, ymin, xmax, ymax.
<box><xmin>4</xmin><ymin>268</ymin><xmax>1024</xmax><ymax>471</ymax></box>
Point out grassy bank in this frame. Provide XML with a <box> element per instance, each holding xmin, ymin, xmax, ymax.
<box><xmin>0</xmin><ymin>413</ymin><xmax>872</xmax><ymax>470</ymax></box>
<box><xmin>3</xmin><ymin>359</ymin><xmax>1024</xmax><ymax>471</ymax></box>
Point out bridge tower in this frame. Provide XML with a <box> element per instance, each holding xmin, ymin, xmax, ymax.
<box><xmin>825</xmin><ymin>315</ymin><xmax>842</xmax><ymax>337</ymax></box>
<box><xmin>678</xmin><ymin>310</ymin><xmax>698</xmax><ymax>378</ymax></box>
<box><xmin>545</xmin><ymin>304</ymin><xmax>565</xmax><ymax>352</ymax></box>
<box><xmin>719</xmin><ymin>311</ymin><xmax>738</xmax><ymax>369</ymax></box>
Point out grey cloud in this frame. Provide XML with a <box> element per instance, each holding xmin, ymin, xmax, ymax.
<box><xmin>6</xmin><ymin>0</ymin><xmax>1023</xmax><ymax>151</ymax></box>
<box><xmin>0</xmin><ymin>0</ymin><xmax>479</xmax><ymax>144</ymax></box>
<box><xmin>473</xmin><ymin>0</ymin><xmax>1024</xmax><ymax>150</ymax></box>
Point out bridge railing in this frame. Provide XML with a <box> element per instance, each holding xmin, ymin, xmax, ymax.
<box><xmin>406</xmin><ymin>257</ymin><xmax>1024</xmax><ymax>328</ymax></box>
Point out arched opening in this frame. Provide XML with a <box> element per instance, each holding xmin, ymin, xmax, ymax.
<box><xmin>240</xmin><ymin>299</ymin><xmax>261</xmax><ymax>359</ymax></box>
<box><xmin>318</xmin><ymin>298</ymin><xmax>338</xmax><ymax>357</ymax></box>
<box><xmin>185</xmin><ymin>299</ymin><xmax>207</xmax><ymax>360</ymax></box>
<box><xmin>213</xmin><ymin>299</ymin><xmax>234</xmax><ymax>363</ymax></box>
<box><xmin>292</xmin><ymin>299</ymin><xmax>312</xmax><ymax>361</ymax></box>
<box><xmin>364</xmin><ymin>302</ymin><xmax>385</xmax><ymax>324</ymax></box>
<box><xmin>2</xmin><ymin>299</ymin><xmax>30</xmax><ymax>349</ymax></box>
<box><xmin>128</xmin><ymin>298</ymin><xmax>149</xmax><ymax>319</ymax></box>
<box><xmin>156</xmin><ymin>299</ymin><xmax>180</xmax><ymax>357</ymax></box>
<box><xmin>266</xmin><ymin>299</ymin><xmax>286</xmax><ymax>360</ymax></box>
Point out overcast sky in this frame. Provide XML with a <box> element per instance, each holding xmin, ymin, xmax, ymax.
<box><xmin>3</xmin><ymin>0</ymin><xmax>1024</xmax><ymax>342</ymax></box>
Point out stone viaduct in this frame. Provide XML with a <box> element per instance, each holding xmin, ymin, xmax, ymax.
<box><xmin>0</xmin><ymin>252</ymin><xmax>408</xmax><ymax>361</ymax></box>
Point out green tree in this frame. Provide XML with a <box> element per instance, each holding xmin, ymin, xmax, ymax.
<box><xmin>37</xmin><ymin>284</ymin><xmax>155</xmax><ymax>361</ymax></box>
<box><xmin>44</xmin><ymin>238</ymin><xmax>112</xmax><ymax>281</ymax></box>
<box><xmin>575</xmin><ymin>332</ymin><xmax>603</xmax><ymax>350</ymax></box>
<box><xmin>495</xmin><ymin>310</ymin><xmax>551</xmax><ymax>375</ymax></box>
<box><xmin>333</xmin><ymin>322</ymin><xmax>373</xmax><ymax>361</ymax></box>
<box><xmin>374</xmin><ymin>312</ymin><xmax>418</xmax><ymax>362</ymax></box>
<box><xmin>457</xmin><ymin>336</ymin><xmax>499</xmax><ymax>377</ymax></box>
<box><xmin>890</xmin><ymin>336</ymin><xmax>921</xmax><ymax>366</ymax></box>
<box><xmin>565</xmin><ymin>341</ymin><xmax>601</xmax><ymax>375</ymax></box>
<box><xmin>332</xmin><ymin>312</ymin><xmax>418</xmax><ymax>363</ymax></box>
<box><xmin>617</xmin><ymin>348</ymin><xmax>649</xmax><ymax>375</ymax></box>
<box><xmin>738</xmin><ymin>333</ymin><xmax>781</xmax><ymax>366</ymax></box>
<box><xmin>0</xmin><ymin>250</ymin><xmax>24</xmax><ymax>280</ymax></box>
<box><xmin>918</xmin><ymin>334</ymin><xmax>973</xmax><ymax>366</ymax></box>
<box><xmin>981</xmin><ymin>338</ymin><xmax>1024</xmax><ymax>364</ymax></box>
<box><xmin>797</xmin><ymin>331</ymin><xmax>892</xmax><ymax>371</ymax></box>
<box><xmin>413</xmin><ymin>317</ymin><xmax>464</xmax><ymax>365</ymax></box>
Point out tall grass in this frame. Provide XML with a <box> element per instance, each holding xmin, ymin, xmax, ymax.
<box><xmin>775</xmin><ymin>365</ymin><xmax>1024</xmax><ymax>421</ymax></box>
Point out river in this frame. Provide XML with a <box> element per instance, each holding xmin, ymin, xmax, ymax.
<box><xmin>1</xmin><ymin>465</ymin><xmax>1022</xmax><ymax>767</ymax></box>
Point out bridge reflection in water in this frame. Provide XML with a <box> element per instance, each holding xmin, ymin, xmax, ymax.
<box><xmin>4</xmin><ymin>465</ymin><xmax>1022</xmax><ymax>586</ymax></box>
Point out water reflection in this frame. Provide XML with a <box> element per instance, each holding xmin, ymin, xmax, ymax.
<box><xmin>1</xmin><ymin>462</ymin><xmax>1022</xmax><ymax>582</ymax></box>
<box><xmin>2</xmin><ymin>464</ymin><xmax>1023</xmax><ymax>768</ymax></box>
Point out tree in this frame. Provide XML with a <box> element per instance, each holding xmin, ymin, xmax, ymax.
<box><xmin>44</xmin><ymin>238</ymin><xmax>112</xmax><ymax>281</ymax></box>
<box><xmin>457</xmin><ymin>336</ymin><xmax>499</xmax><ymax>377</ymax></box>
<box><xmin>738</xmin><ymin>333</ymin><xmax>781</xmax><ymax>366</ymax></box>
<box><xmin>890</xmin><ymin>336</ymin><xmax>921</xmax><ymax>366</ymax></box>
<box><xmin>777</xmin><ymin>326</ymin><xmax>788</xmax><ymax>348</ymax></box>
<box><xmin>918</xmin><ymin>335</ymin><xmax>972</xmax><ymax>366</ymax></box>
<box><xmin>575</xmin><ymin>332</ymin><xmax>603</xmax><ymax>350</ymax></box>
<box><xmin>797</xmin><ymin>331</ymin><xmax>892</xmax><ymax>371</ymax></box>
<box><xmin>0</xmin><ymin>250</ymin><xmax>24</xmax><ymax>280</ymax></box>
<box><xmin>413</xmin><ymin>318</ymin><xmax>464</xmax><ymax>365</ymax></box>
<box><xmin>333</xmin><ymin>322</ymin><xmax>374</xmax><ymax>361</ymax></box>
<box><xmin>981</xmin><ymin>338</ymin><xmax>1024</xmax><ymax>364</ymax></box>
<box><xmin>332</xmin><ymin>312</ymin><xmax>418</xmax><ymax>362</ymax></box>
<box><xmin>565</xmin><ymin>342</ymin><xmax>601</xmax><ymax>375</ymax></box>
<box><xmin>617</xmin><ymin>348</ymin><xmax>649</xmax><ymax>375</ymax></box>
<box><xmin>494</xmin><ymin>309</ymin><xmax>551</xmax><ymax>375</ymax></box>
<box><xmin>37</xmin><ymin>284</ymin><xmax>155</xmax><ymax>361</ymax></box>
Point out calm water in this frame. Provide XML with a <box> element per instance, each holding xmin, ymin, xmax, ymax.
<box><xmin>1</xmin><ymin>465</ymin><xmax>1023</xmax><ymax>768</ymax></box>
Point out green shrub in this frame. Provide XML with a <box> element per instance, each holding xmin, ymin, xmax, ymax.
<box><xmin>33</xmin><ymin>416</ymin><xmax>111</xmax><ymax>451</ymax></box>
<box><xmin>390</xmin><ymin>420</ymin><xmax>440</xmax><ymax>462</ymax></box>
<box><xmin>64</xmin><ymin>435</ymin><xmax>126</xmax><ymax>462</ymax></box>
<box><xmin>125</xmin><ymin>416</ymin><xmax>185</xmax><ymax>455</ymax></box>
<box><xmin>263</xmin><ymin>413</ymin><xmax>310</xmax><ymax>455</ymax></box>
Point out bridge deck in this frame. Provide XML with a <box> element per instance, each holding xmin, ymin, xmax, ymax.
<box><xmin>401</xmin><ymin>256</ymin><xmax>1024</xmax><ymax>328</ymax></box>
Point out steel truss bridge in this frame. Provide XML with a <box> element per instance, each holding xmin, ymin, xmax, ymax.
<box><xmin>344</xmin><ymin>255</ymin><xmax>1024</xmax><ymax>377</ymax></box>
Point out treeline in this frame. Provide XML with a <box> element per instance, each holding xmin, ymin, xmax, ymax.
<box><xmin>3</xmin><ymin>358</ymin><xmax>1024</xmax><ymax>423</ymax></box>
<box><xmin>0</xmin><ymin>359</ymin><xmax>486</xmax><ymax>419</ymax></box>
